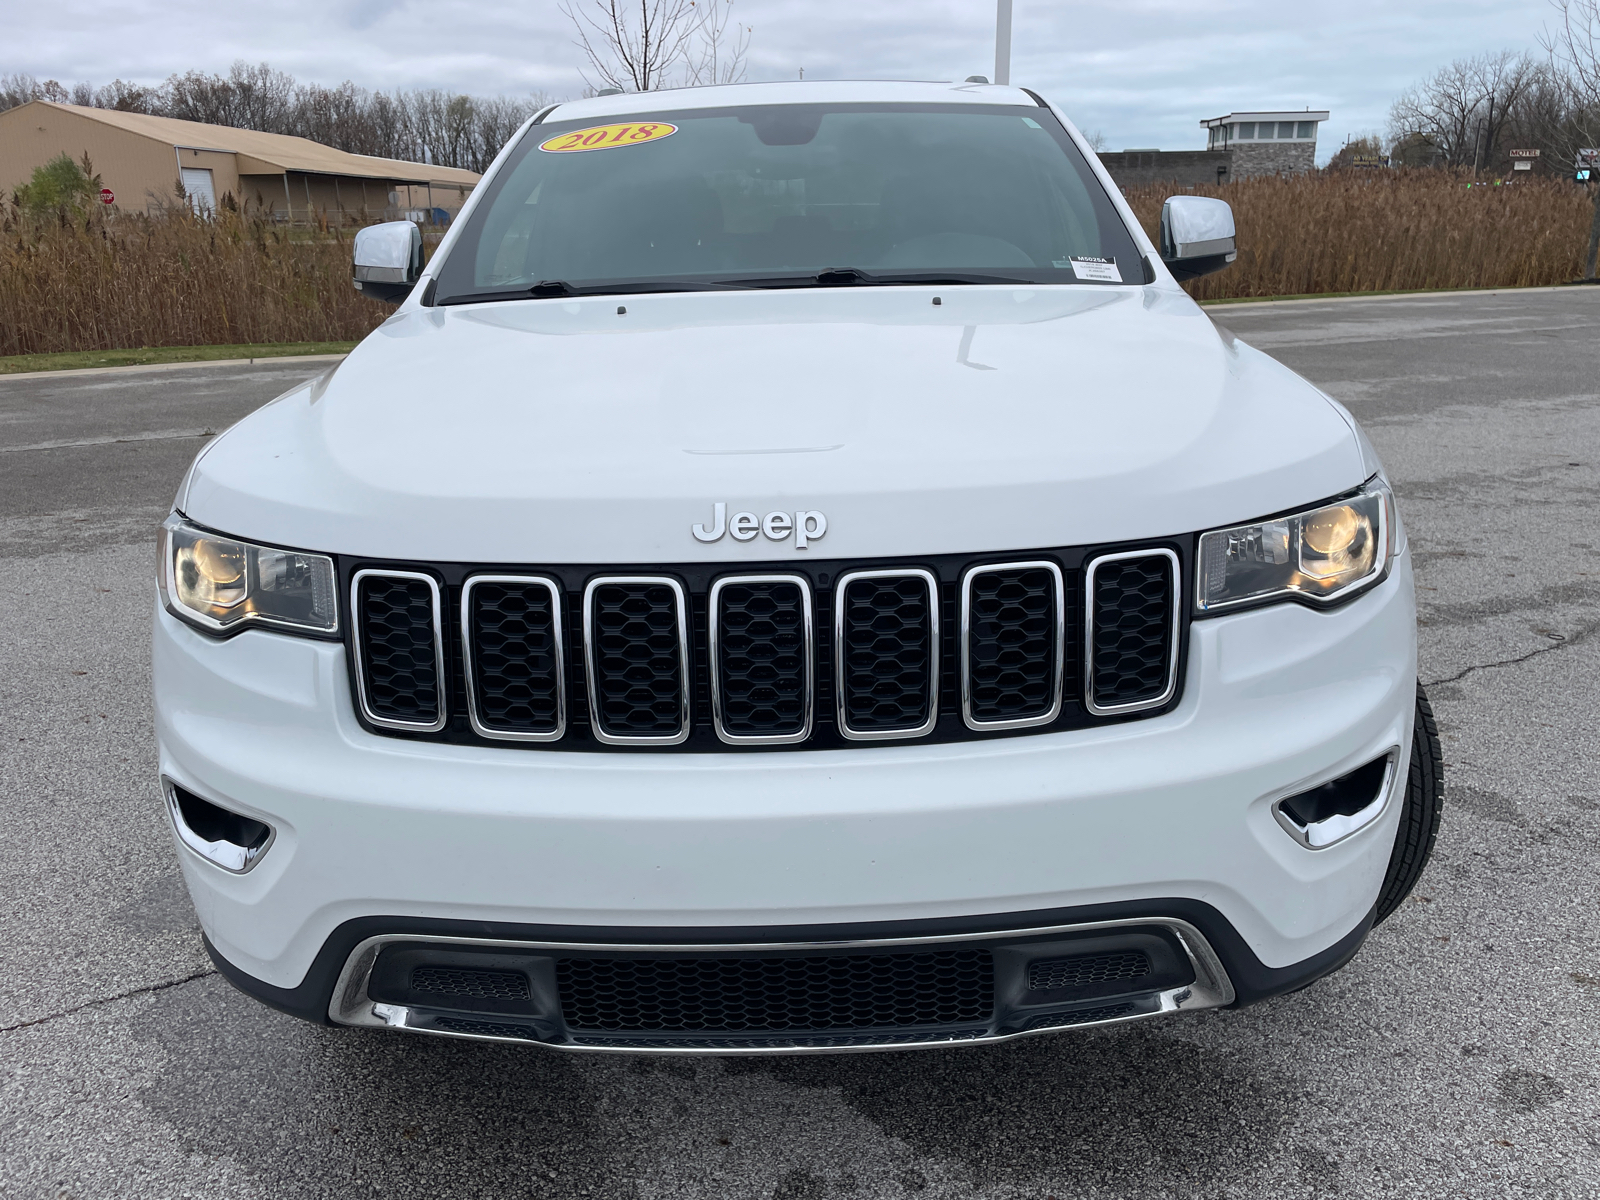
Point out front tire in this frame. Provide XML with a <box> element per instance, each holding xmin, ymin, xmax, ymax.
<box><xmin>1373</xmin><ymin>684</ymin><xmax>1444</xmax><ymax>924</ymax></box>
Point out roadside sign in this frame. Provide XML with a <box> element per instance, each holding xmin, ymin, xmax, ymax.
<box><xmin>1509</xmin><ymin>148</ymin><xmax>1539</xmax><ymax>159</ymax></box>
<box><xmin>1578</xmin><ymin>149</ymin><xmax>1600</xmax><ymax>167</ymax></box>
<box><xmin>1513</xmin><ymin>161</ymin><xmax>1532</xmax><ymax>171</ymax></box>
<box><xmin>98</xmin><ymin>188</ymin><xmax>114</xmax><ymax>205</ymax></box>
<box><xmin>1578</xmin><ymin>169</ymin><xmax>1593</xmax><ymax>182</ymax></box>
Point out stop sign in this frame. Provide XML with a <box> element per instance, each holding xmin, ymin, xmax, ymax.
<box><xmin>99</xmin><ymin>188</ymin><xmax>115</xmax><ymax>205</ymax></box>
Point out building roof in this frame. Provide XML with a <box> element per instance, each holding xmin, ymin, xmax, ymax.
<box><xmin>1201</xmin><ymin>111</ymin><xmax>1330</xmax><ymax>128</ymax></box>
<box><xmin>18</xmin><ymin>101</ymin><xmax>479</xmax><ymax>187</ymax></box>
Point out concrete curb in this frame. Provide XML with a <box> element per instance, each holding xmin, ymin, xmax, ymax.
<box><xmin>0</xmin><ymin>353</ymin><xmax>348</xmax><ymax>383</ymax></box>
<box><xmin>1200</xmin><ymin>285</ymin><xmax>1582</xmax><ymax>311</ymax></box>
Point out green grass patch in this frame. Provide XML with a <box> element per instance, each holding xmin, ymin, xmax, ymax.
<box><xmin>0</xmin><ymin>341</ymin><xmax>357</xmax><ymax>375</ymax></box>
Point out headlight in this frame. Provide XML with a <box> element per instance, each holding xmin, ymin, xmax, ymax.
<box><xmin>158</xmin><ymin>514</ymin><xmax>338</xmax><ymax>636</ymax></box>
<box><xmin>1197</xmin><ymin>477</ymin><xmax>1394</xmax><ymax>613</ymax></box>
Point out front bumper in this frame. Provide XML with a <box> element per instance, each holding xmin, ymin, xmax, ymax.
<box><xmin>155</xmin><ymin>551</ymin><xmax>1416</xmax><ymax>1031</ymax></box>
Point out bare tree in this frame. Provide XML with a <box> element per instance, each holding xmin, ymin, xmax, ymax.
<box><xmin>684</xmin><ymin>0</ymin><xmax>752</xmax><ymax>87</ymax></box>
<box><xmin>1388</xmin><ymin>51</ymin><xmax>1543</xmax><ymax>170</ymax></box>
<box><xmin>560</xmin><ymin>0</ymin><xmax>701</xmax><ymax>92</ymax></box>
<box><xmin>561</xmin><ymin>0</ymin><xmax>750</xmax><ymax>92</ymax></box>
<box><xmin>1543</xmin><ymin>0</ymin><xmax>1600</xmax><ymax>277</ymax></box>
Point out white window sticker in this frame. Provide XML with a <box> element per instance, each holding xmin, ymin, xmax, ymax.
<box><xmin>1063</xmin><ymin>256</ymin><xmax>1122</xmax><ymax>282</ymax></box>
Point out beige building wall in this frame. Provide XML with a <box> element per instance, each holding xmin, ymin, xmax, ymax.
<box><xmin>0</xmin><ymin>101</ymin><xmax>180</xmax><ymax>210</ymax></box>
<box><xmin>1</xmin><ymin>101</ymin><xmax>479</xmax><ymax>223</ymax></box>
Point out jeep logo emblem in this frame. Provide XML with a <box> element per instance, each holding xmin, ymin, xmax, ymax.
<box><xmin>692</xmin><ymin>503</ymin><xmax>827</xmax><ymax>549</ymax></box>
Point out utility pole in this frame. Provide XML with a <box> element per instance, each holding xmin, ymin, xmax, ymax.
<box><xmin>995</xmin><ymin>0</ymin><xmax>1013</xmax><ymax>86</ymax></box>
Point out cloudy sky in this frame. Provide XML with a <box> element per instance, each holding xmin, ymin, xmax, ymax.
<box><xmin>9</xmin><ymin>0</ymin><xmax>1559</xmax><ymax>159</ymax></box>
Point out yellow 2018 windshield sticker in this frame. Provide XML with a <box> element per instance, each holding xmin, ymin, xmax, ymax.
<box><xmin>538</xmin><ymin>122</ymin><xmax>678</xmax><ymax>153</ymax></box>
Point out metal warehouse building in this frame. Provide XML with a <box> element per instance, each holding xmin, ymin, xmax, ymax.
<box><xmin>0</xmin><ymin>100</ymin><xmax>479</xmax><ymax>222</ymax></box>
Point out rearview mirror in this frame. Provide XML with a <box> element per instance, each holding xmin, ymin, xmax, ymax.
<box><xmin>1160</xmin><ymin>196</ymin><xmax>1236</xmax><ymax>282</ymax></box>
<box><xmin>353</xmin><ymin>220</ymin><xmax>423</xmax><ymax>305</ymax></box>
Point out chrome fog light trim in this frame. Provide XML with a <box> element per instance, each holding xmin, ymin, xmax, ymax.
<box><xmin>1272</xmin><ymin>748</ymin><xmax>1402</xmax><ymax>850</ymax></box>
<box><xmin>163</xmin><ymin>777</ymin><xmax>275</xmax><ymax>874</ymax></box>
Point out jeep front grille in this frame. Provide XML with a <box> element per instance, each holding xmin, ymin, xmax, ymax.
<box><xmin>462</xmin><ymin>576</ymin><xmax>565</xmax><ymax>741</ymax></box>
<box><xmin>835</xmin><ymin>569</ymin><xmax>939</xmax><ymax>740</ymax></box>
<box><xmin>1085</xmin><ymin>550</ymin><xmax>1180</xmax><ymax>715</ymax></box>
<box><xmin>346</xmin><ymin>544</ymin><xmax>1185</xmax><ymax>751</ymax></box>
<box><xmin>582</xmin><ymin>577</ymin><xmax>691</xmax><ymax>744</ymax></box>
<box><xmin>709</xmin><ymin>575</ymin><xmax>813</xmax><ymax>743</ymax></box>
<box><xmin>352</xmin><ymin>570</ymin><xmax>446</xmax><ymax>731</ymax></box>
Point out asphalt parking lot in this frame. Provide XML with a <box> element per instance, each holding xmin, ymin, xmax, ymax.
<box><xmin>2</xmin><ymin>287</ymin><xmax>1598</xmax><ymax>1199</ymax></box>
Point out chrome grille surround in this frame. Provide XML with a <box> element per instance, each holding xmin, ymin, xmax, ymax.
<box><xmin>461</xmin><ymin>574</ymin><xmax>566</xmax><ymax>743</ymax></box>
<box><xmin>707</xmin><ymin>573</ymin><xmax>815</xmax><ymax>745</ymax></box>
<box><xmin>582</xmin><ymin>575</ymin><xmax>692</xmax><ymax>746</ymax></box>
<box><xmin>959</xmin><ymin>560</ymin><xmax>1066</xmax><ymax>731</ymax></box>
<box><xmin>350</xmin><ymin>568</ymin><xmax>447</xmax><ymax>732</ymax></box>
<box><xmin>833</xmin><ymin>568</ymin><xmax>941</xmax><ymax>741</ymax></box>
<box><xmin>1083</xmin><ymin>548</ymin><xmax>1181</xmax><ymax>717</ymax></box>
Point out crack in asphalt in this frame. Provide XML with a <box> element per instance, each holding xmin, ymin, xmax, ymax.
<box><xmin>0</xmin><ymin>429</ymin><xmax>215</xmax><ymax>454</ymax></box>
<box><xmin>1425</xmin><ymin>617</ymin><xmax>1600</xmax><ymax>687</ymax></box>
<box><xmin>0</xmin><ymin>969</ymin><xmax>217</xmax><ymax>1035</ymax></box>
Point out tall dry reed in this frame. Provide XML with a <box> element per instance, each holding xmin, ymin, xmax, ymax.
<box><xmin>0</xmin><ymin>205</ymin><xmax>391</xmax><ymax>356</ymax></box>
<box><xmin>2</xmin><ymin>171</ymin><xmax>1594</xmax><ymax>356</ymax></box>
<box><xmin>1122</xmin><ymin>169</ymin><xmax>1594</xmax><ymax>300</ymax></box>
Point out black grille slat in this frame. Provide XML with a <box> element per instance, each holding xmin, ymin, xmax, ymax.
<box><xmin>556</xmin><ymin>949</ymin><xmax>994</xmax><ymax>1033</ymax></box>
<box><xmin>837</xmin><ymin>572</ymin><xmax>937</xmax><ymax>736</ymax></box>
<box><xmin>355</xmin><ymin>573</ymin><xmax>441</xmax><ymax>726</ymax></box>
<box><xmin>1089</xmin><ymin>554</ymin><xmax>1175</xmax><ymax>711</ymax></box>
<box><xmin>713</xmin><ymin>578</ymin><xmax>809</xmax><ymax>739</ymax></box>
<box><xmin>467</xmin><ymin>580</ymin><xmax>562</xmax><ymax>736</ymax></box>
<box><xmin>1027</xmin><ymin>951</ymin><xmax>1151</xmax><ymax>992</ymax></box>
<box><xmin>965</xmin><ymin>566</ymin><xmax>1060</xmax><ymax>724</ymax></box>
<box><xmin>412</xmin><ymin>965</ymin><xmax>531</xmax><ymax>1001</ymax></box>
<box><xmin>587</xmin><ymin>580</ymin><xmax>688</xmax><ymax>739</ymax></box>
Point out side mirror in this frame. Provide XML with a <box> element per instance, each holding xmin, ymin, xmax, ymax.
<box><xmin>353</xmin><ymin>220</ymin><xmax>424</xmax><ymax>305</ymax></box>
<box><xmin>1160</xmin><ymin>196</ymin><xmax>1236</xmax><ymax>282</ymax></box>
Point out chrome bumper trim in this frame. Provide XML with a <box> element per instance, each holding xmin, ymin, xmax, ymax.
<box><xmin>327</xmin><ymin>916</ymin><xmax>1235</xmax><ymax>1054</ymax></box>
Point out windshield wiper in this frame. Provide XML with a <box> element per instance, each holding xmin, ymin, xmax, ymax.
<box><xmin>725</xmin><ymin>268</ymin><xmax>1035</xmax><ymax>289</ymax></box>
<box><xmin>437</xmin><ymin>278</ymin><xmax>759</xmax><ymax>306</ymax></box>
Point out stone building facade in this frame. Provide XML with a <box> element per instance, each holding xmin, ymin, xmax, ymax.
<box><xmin>1201</xmin><ymin>111</ymin><xmax>1328</xmax><ymax>180</ymax></box>
<box><xmin>1097</xmin><ymin>149</ymin><xmax>1234</xmax><ymax>190</ymax></box>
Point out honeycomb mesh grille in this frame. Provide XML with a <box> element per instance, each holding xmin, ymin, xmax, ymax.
<box><xmin>1090</xmin><ymin>555</ymin><xmax>1175</xmax><ymax>709</ymax></box>
<box><xmin>1022</xmin><ymin>1003</ymin><xmax>1139</xmax><ymax>1029</ymax></box>
<box><xmin>588</xmin><ymin>582</ymin><xmax>687</xmax><ymax>737</ymax></box>
<box><xmin>714</xmin><ymin>579</ymin><xmax>809</xmax><ymax>737</ymax></box>
<box><xmin>1027</xmin><ymin>951</ymin><xmax>1152</xmax><ymax>992</ymax></box>
<box><xmin>411</xmin><ymin>965</ymin><xmax>531</xmax><ymax>1000</ymax></box>
<box><xmin>467</xmin><ymin>580</ymin><xmax>562</xmax><ymax>735</ymax></box>
<box><xmin>556</xmin><ymin>949</ymin><xmax>994</xmax><ymax>1033</ymax></box>
<box><xmin>571</xmin><ymin>1029</ymin><xmax>991</xmax><ymax>1049</ymax></box>
<box><xmin>356</xmin><ymin>574</ymin><xmax>440</xmax><ymax>724</ymax></box>
<box><xmin>431</xmin><ymin>1015</ymin><xmax>544</xmax><ymax>1040</ymax></box>
<box><xmin>838</xmin><ymin>574</ymin><xmax>935</xmax><ymax>733</ymax></box>
<box><xmin>966</xmin><ymin>567</ymin><xmax>1059</xmax><ymax>723</ymax></box>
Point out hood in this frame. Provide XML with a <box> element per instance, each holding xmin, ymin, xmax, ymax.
<box><xmin>181</xmin><ymin>285</ymin><xmax>1366</xmax><ymax>563</ymax></box>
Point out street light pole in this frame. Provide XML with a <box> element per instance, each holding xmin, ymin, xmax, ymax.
<box><xmin>995</xmin><ymin>0</ymin><xmax>1013</xmax><ymax>86</ymax></box>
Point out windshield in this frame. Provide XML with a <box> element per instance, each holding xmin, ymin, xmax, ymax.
<box><xmin>432</xmin><ymin>102</ymin><xmax>1144</xmax><ymax>303</ymax></box>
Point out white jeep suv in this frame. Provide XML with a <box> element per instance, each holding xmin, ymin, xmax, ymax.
<box><xmin>153</xmin><ymin>80</ymin><xmax>1442</xmax><ymax>1053</ymax></box>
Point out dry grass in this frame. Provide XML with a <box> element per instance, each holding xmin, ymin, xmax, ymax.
<box><xmin>2</xmin><ymin>171</ymin><xmax>1594</xmax><ymax>356</ymax></box>
<box><xmin>1122</xmin><ymin>169</ymin><xmax>1595</xmax><ymax>300</ymax></box>
<box><xmin>0</xmin><ymin>205</ymin><xmax>391</xmax><ymax>357</ymax></box>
